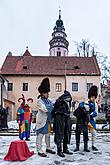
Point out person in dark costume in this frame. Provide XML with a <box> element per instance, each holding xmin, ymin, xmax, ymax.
<box><xmin>73</xmin><ymin>85</ymin><xmax>98</xmax><ymax>152</ymax></box>
<box><xmin>52</xmin><ymin>90</ymin><xmax>73</xmax><ymax>157</ymax></box>
<box><xmin>73</xmin><ymin>101</ymin><xmax>90</xmax><ymax>152</ymax></box>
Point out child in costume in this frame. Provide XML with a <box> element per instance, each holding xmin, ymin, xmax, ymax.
<box><xmin>16</xmin><ymin>94</ymin><xmax>33</xmax><ymax>141</ymax></box>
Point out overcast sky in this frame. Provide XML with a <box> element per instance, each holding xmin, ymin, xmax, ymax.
<box><xmin>0</xmin><ymin>0</ymin><xmax>110</xmax><ymax>67</ymax></box>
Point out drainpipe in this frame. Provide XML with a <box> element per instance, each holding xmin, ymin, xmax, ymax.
<box><xmin>64</xmin><ymin>61</ymin><xmax>67</xmax><ymax>91</ymax></box>
<box><xmin>1</xmin><ymin>83</ymin><xmax>3</xmax><ymax>111</ymax></box>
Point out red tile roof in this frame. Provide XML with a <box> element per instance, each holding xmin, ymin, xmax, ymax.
<box><xmin>1</xmin><ymin>50</ymin><xmax>100</xmax><ymax>76</ymax></box>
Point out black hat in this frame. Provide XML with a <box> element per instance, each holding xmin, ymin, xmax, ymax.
<box><xmin>64</xmin><ymin>90</ymin><xmax>72</xmax><ymax>99</ymax></box>
<box><xmin>38</xmin><ymin>78</ymin><xmax>50</xmax><ymax>94</ymax></box>
<box><xmin>61</xmin><ymin>90</ymin><xmax>72</xmax><ymax>101</ymax></box>
<box><xmin>88</xmin><ymin>85</ymin><xmax>98</xmax><ymax>99</ymax></box>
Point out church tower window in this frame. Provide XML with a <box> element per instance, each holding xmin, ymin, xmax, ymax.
<box><xmin>57</xmin><ymin>51</ymin><xmax>61</xmax><ymax>56</ymax></box>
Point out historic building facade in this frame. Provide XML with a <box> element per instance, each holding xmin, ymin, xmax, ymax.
<box><xmin>1</xmin><ymin>11</ymin><xmax>101</xmax><ymax>120</ymax></box>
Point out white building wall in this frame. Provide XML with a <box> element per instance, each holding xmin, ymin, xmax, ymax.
<box><xmin>50</xmin><ymin>47</ymin><xmax>68</xmax><ymax>56</ymax></box>
<box><xmin>5</xmin><ymin>75</ymin><xmax>100</xmax><ymax>120</ymax></box>
<box><xmin>66</xmin><ymin>75</ymin><xmax>101</xmax><ymax>102</ymax></box>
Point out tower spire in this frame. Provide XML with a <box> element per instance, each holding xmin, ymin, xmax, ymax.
<box><xmin>59</xmin><ymin>9</ymin><xmax>61</xmax><ymax>19</ymax></box>
<box><xmin>49</xmin><ymin>10</ymin><xmax>69</xmax><ymax>56</ymax></box>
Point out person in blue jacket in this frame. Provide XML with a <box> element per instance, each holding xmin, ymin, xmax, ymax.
<box><xmin>87</xmin><ymin>85</ymin><xmax>98</xmax><ymax>151</ymax></box>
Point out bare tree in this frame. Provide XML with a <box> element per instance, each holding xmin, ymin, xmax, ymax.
<box><xmin>74</xmin><ymin>39</ymin><xmax>110</xmax><ymax>83</ymax></box>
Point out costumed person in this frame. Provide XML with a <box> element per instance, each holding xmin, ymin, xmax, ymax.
<box><xmin>87</xmin><ymin>85</ymin><xmax>98</xmax><ymax>151</ymax></box>
<box><xmin>74</xmin><ymin>85</ymin><xmax>98</xmax><ymax>152</ymax></box>
<box><xmin>73</xmin><ymin>99</ymin><xmax>90</xmax><ymax>152</ymax></box>
<box><xmin>36</xmin><ymin>78</ymin><xmax>55</xmax><ymax>157</ymax></box>
<box><xmin>16</xmin><ymin>94</ymin><xmax>33</xmax><ymax>141</ymax></box>
<box><xmin>52</xmin><ymin>90</ymin><xmax>73</xmax><ymax>157</ymax></box>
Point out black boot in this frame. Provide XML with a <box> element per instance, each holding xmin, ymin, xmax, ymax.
<box><xmin>46</xmin><ymin>149</ymin><xmax>56</xmax><ymax>154</ymax></box>
<box><xmin>25</xmin><ymin>138</ymin><xmax>30</xmax><ymax>141</ymax></box>
<box><xmin>38</xmin><ymin>152</ymin><xmax>47</xmax><ymax>157</ymax></box>
<box><xmin>84</xmin><ymin>142</ymin><xmax>90</xmax><ymax>152</ymax></box>
<box><xmin>57</xmin><ymin>152</ymin><xmax>65</xmax><ymax>157</ymax></box>
<box><xmin>57</xmin><ymin>145</ymin><xmax>65</xmax><ymax>157</ymax></box>
<box><xmin>63</xmin><ymin>149</ymin><xmax>73</xmax><ymax>155</ymax></box>
<box><xmin>74</xmin><ymin>145</ymin><xmax>79</xmax><ymax>152</ymax></box>
<box><xmin>92</xmin><ymin>146</ymin><xmax>98</xmax><ymax>151</ymax></box>
<box><xmin>63</xmin><ymin>143</ymin><xmax>73</xmax><ymax>155</ymax></box>
<box><xmin>74</xmin><ymin>130</ymin><xmax>80</xmax><ymax>152</ymax></box>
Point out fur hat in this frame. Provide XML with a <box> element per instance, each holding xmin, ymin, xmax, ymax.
<box><xmin>88</xmin><ymin>85</ymin><xmax>98</xmax><ymax>99</ymax></box>
<box><xmin>38</xmin><ymin>78</ymin><xmax>50</xmax><ymax>94</ymax></box>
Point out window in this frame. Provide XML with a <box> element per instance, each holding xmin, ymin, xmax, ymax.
<box><xmin>23</xmin><ymin>83</ymin><xmax>28</xmax><ymax>91</ymax></box>
<box><xmin>72</xmin><ymin>82</ymin><xmax>78</xmax><ymax>91</ymax></box>
<box><xmin>8</xmin><ymin>83</ymin><xmax>13</xmax><ymax>91</ymax></box>
<box><xmin>57</xmin><ymin>51</ymin><xmax>61</xmax><ymax>56</ymax></box>
<box><xmin>74</xmin><ymin>66</ymin><xmax>80</xmax><ymax>69</ymax></box>
<box><xmin>56</xmin><ymin>83</ymin><xmax>62</xmax><ymax>92</ymax></box>
<box><xmin>23</xmin><ymin>65</ymin><xmax>28</xmax><ymax>69</ymax></box>
<box><xmin>87</xmin><ymin>83</ymin><xmax>93</xmax><ymax>91</ymax></box>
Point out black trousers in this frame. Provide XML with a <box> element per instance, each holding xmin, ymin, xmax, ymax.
<box><xmin>75</xmin><ymin>127</ymin><xmax>88</xmax><ymax>146</ymax></box>
<box><xmin>57</xmin><ymin>125</ymin><xmax>68</xmax><ymax>152</ymax></box>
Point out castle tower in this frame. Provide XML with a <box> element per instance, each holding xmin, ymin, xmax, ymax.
<box><xmin>49</xmin><ymin>10</ymin><xmax>69</xmax><ymax>56</ymax></box>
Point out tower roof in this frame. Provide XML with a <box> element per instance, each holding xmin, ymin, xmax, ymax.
<box><xmin>54</xmin><ymin>10</ymin><xmax>65</xmax><ymax>32</ymax></box>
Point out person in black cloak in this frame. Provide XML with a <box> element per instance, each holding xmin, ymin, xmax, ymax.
<box><xmin>52</xmin><ymin>90</ymin><xmax>73</xmax><ymax>157</ymax></box>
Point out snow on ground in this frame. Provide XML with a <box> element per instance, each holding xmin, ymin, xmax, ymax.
<box><xmin>0</xmin><ymin>132</ymin><xmax>110</xmax><ymax>165</ymax></box>
<box><xmin>7</xmin><ymin>120</ymin><xmax>110</xmax><ymax>131</ymax></box>
<box><xmin>2</xmin><ymin>118</ymin><xmax>110</xmax><ymax>164</ymax></box>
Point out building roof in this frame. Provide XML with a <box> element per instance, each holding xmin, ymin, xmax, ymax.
<box><xmin>1</xmin><ymin>49</ymin><xmax>101</xmax><ymax>76</ymax></box>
